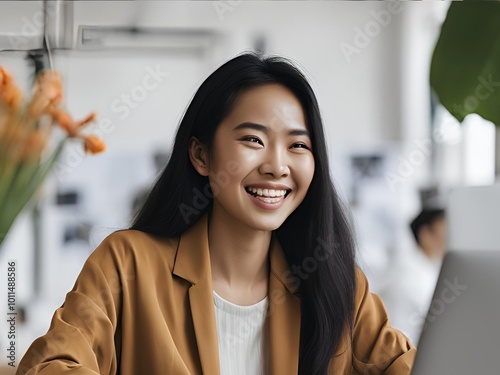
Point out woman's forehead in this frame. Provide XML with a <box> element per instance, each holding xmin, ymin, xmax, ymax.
<box><xmin>220</xmin><ymin>84</ymin><xmax>307</xmax><ymax>132</ymax></box>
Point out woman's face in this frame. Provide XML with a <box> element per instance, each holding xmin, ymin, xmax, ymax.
<box><xmin>192</xmin><ymin>83</ymin><xmax>315</xmax><ymax>232</ymax></box>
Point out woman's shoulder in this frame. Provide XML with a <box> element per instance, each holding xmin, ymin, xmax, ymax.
<box><xmin>86</xmin><ymin>229</ymin><xmax>181</xmax><ymax>273</ymax></box>
<box><xmin>352</xmin><ymin>266</ymin><xmax>379</xmax><ymax>311</ymax></box>
<box><xmin>98</xmin><ymin>228</ymin><xmax>180</xmax><ymax>248</ymax></box>
<box><xmin>354</xmin><ymin>266</ymin><xmax>369</xmax><ymax>290</ymax></box>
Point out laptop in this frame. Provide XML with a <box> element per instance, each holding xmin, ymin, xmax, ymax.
<box><xmin>411</xmin><ymin>250</ymin><xmax>500</xmax><ymax>375</ymax></box>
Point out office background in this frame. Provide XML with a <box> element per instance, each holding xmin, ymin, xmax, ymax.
<box><xmin>0</xmin><ymin>1</ymin><xmax>498</xmax><ymax>370</ymax></box>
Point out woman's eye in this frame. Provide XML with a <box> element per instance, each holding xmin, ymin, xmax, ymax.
<box><xmin>242</xmin><ymin>136</ymin><xmax>263</xmax><ymax>145</ymax></box>
<box><xmin>292</xmin><ymin>143</ymin><xmax>310</xmax><ymax>150</ymax></box>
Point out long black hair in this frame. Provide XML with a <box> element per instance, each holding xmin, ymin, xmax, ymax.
<box><xmin>130</xmin><ymin>52</ymin><xmax>356</xmax><ymax>374</ymax></box>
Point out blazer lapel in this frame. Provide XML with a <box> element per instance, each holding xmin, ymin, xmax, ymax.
<box><xmin>172</xmin><ymin>213</ymin><xmax>220</xmax><ymax>375</ymax></box>
<box><xmin>189</xmin><ymin>280</ymin><xmax>219</xmax><ymax>375</ymax></box>
<box><xmin>268</xmin><ymin>233</ymin><xmax>301</xmax><ymax>374</ymax></box>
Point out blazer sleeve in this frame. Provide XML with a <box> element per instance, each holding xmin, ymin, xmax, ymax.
<box><xmin>16</xmin><ymin>237</ymin><xmax>123</xmax><ymax>375</ymax></box>
<box><xmin>351</xmin><ymin>267</ymin><xmax>417</xmax><ymax>375</ymax></box>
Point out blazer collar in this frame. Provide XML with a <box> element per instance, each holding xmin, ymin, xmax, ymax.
<box><xmin>171</xmin><ymin>212</ymin><xmax>212</xmax><ymax>285</ymax></box>
<box><xmin>172</xmin><ymin>212</ymin><xmax>300</xmax><ymax>294</ymax></box>
<box><xmin>172</xmin><ymin>212</ymin><xmax>301</xmax><ymax>374</ymax></box>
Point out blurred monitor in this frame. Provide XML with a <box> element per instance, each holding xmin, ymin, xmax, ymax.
<box><xmin>447</xmin><ymin>184</ymin><xmax>500</xmax><ymax>251</ymax></box>
<box><xmin>411</xmin><ymin>250</ymin><xmax>500</xmax><ymax>375</ymax></box>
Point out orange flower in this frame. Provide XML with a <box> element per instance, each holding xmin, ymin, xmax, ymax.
<box><xmin>0</xmin><ymin>66</ymin><xmax>24</xmax><ymax>110</ymax></box>
<box><xmin>83</xmin><ymin>135</ymin><xmax>106</xmax><ymax>154</ymax></box>
<box><xmin>0</xmin><ymin>66</ymin><xmax>106</xmax><ymax>157</ymax></box>
<box><xmin>51</xmin><ymin>109</ymin><xmax>97</xmax><ymax>137</ymax></box>
<box><xmin>28</xmin><ymin>70</ymin><xmax>63</xmax><ymax>118</ymax></box>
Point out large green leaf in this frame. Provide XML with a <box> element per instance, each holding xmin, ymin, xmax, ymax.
<box><xmin>430</xmin><ymin>2</ymin><xmax>500</xmax><ymax>126</ymax></box>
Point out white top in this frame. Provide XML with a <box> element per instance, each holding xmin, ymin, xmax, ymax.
<box><xmin>213</xmin><ymin>290</ymin><xmax>270</xmax><ymax>375</ymax></box>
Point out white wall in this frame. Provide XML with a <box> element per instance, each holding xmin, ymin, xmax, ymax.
<box><xmin>67</xmin><ymin>1</ymin><xmax>407</xmax><ymax>148</ymax></box>
<box><xmin>0</xmin><ymin>0</ymin><xmax>451</xmax><ymax>362</ymax></box>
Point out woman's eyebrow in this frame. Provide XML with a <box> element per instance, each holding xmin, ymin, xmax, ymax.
<box><xmin>232</xmin><ymin>122</ymin><xmax>268</xmax><ymax>133</ymax></box>
<box><xmin>232</xmin><ymin>122</ymin><xmax>310</xmax><ymax>138</ymax></box>
<box><xmin>288</xmin><ymin>128</ymin><xmax>310</xmax><ymax>138</ymax></box>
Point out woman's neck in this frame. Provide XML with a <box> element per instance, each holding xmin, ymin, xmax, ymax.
<box><xmin>207</xmin><ymin>206</ymin><xmax>271</xmax><ymax>305</ymax></box>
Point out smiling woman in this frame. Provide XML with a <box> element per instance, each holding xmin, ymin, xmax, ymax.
<box><xmin>17</xmin><ymin>52</ymin><xmax>416</xmax><ymax>375</ymax></box>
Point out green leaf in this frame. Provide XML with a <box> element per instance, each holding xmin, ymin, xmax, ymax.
<box><xmin>430</xmin><ymin>2</ymin><xmax>500</xmax><ymax>126</ymax></box>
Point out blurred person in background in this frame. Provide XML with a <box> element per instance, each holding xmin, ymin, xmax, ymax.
<box><xmin>379</xmin><ymin>188</ymin><xmax>446</xmax><ymax>346</ymax></box>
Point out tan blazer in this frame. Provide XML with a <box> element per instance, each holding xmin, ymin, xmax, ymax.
<box><xmin>17</xmin><ymin>213</ymin><xmax>415</xmax><ymax>375</ymax></box>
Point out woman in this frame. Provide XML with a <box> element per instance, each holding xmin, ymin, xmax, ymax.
<box><xmin>17</xmin><ymin>53</ymin><xmax>415</xmax><ymax>375</ymax></box>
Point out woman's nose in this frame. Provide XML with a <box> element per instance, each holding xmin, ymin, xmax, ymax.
<box><xmin>258</xmin><ymin>148</ymin><xmax>290</xmax><ymax>178</ymax></box>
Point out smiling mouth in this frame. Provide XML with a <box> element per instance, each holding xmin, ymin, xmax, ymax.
<box><xmin>244</xmin><ymin>187</ymin><xmax>291</xmax><ymax>199</ymax></box>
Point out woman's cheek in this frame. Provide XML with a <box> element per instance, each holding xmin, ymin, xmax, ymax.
<box><xmin>237</xmin><ymin>148</ymin><xmax>261</xmax><ymax>165</ymax></box>
<box><xmin>295</xmin><ymin>154</ymin><xmax>314</xmax><ymax>171</ymax></box>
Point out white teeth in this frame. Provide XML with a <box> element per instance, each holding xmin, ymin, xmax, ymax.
<box><xmin>246</xmin><ymin>187</ymin><xmax>288</xmax><ymax>197</ymax></box>
<box><xmin>256</xmin><ymin>196</ymin><xmax>282</xmax><ymax>203</ymax></box>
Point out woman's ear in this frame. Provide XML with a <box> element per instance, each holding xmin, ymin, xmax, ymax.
<box><xmin>188</xmin><ymin>136</ymin><xmax>209</xmax><ymax>176</ymax></box>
